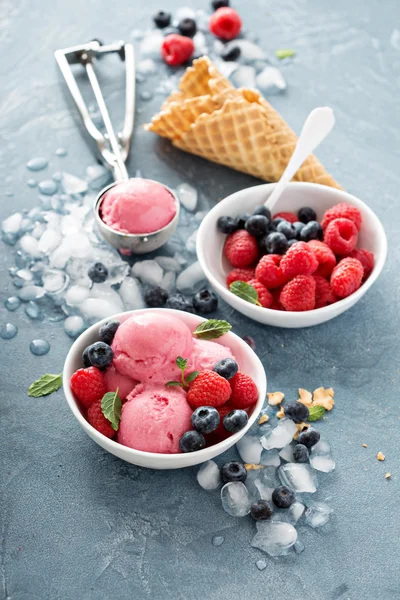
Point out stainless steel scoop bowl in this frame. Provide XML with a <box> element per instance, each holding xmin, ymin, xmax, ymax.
<box><xmin>55</xmin><ymin>40</ymin><xmax>179</xmax><ymax>254</ymax></box>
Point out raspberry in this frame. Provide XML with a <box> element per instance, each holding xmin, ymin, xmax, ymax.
<box><xmin>308</xmin><ymin>240</ymin><xmax>336</xmax><ymax>278</ymax></box>
<box><xmin>247</xmin><ymin>279</ymin><xmax>273</xmax><ymax>308</ymax></box>
<box><xmin>330</xmin><ymin>258</ymin><xmax>363</xmax><ymax>298</ymax></box>
<box><xmin>70</xmin><ymin>367</ymin><xmax>106</xmax><ymax>409</ymax></box>
<box><xmin>226</xmin><ymin>267</ymin><xmax>255</xmax><ymax>287</ymax></box>
<box><xmin>229</xmin><ymin>372</ymin><xmax>259</xmax><ymax>409</ymax></box>
<box><xmin>272</xmin><ymin>212</ymin><xmax>298</xmax><ymax>224</ymax></box>
<box><xmin>211</xmin><ymin>403</ymin><xmax>236</xmax><ymax>440</ymax></box>
<box><xmin>313</xmin><ymin>275</ymin><xmax>337</xmax><ymax>308</ymax></box>
<box><xmin>87</xmin><ymin>400</ymin><xmax>115</xmax><ymax>439</ymax></box>
<box><xmin>161</xmin><ymin>34</ymin><xmax>194</xmax><ymax>66</ymax></box>
<box><xmin>280</xmin><ymin>241</ymin><xmax>318</xmax><ymax>278</ymax></box>
<box><xmin>255</xmin><ymin>255</ymin><xmax>287</xmax><ymax>289</ymax></box>
<box><xmin>270</xmin><ymin>286</ymin><xmax>285</xmax><ymax>310</ymax></box>
<box><xmin>280</xmin><ymin>275</ymin><xmax>316</xmax><ymax>311</ymax></box>
<box><xmin>209</xmin><ymin>7</ymin><xmax>242</xmax><ymax>40</ymax></box>
<box><xmin>324</xmin><ymin>218</ymin><xmax>358</xmax><ymax>255</ymax></box>
<box><xmin>321</xmin><ymin>203</ymin><xmax>362</xmax><ymax>231</ymax></box>
<box><xmin>224</xmin><ymin>230</ymin><xmax>258</xmax><ymax>268</ymax></box>
<box><xmin>187</xmin><ymin>370</ymin><xmax>231</xmax><ymax>408</ymax></box>
<box><xmin>349</xmin><ymin>248</ymin><xmax>374</xmax><ymax>279</ymax></box>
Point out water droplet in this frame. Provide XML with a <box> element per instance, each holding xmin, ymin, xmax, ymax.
<box><xmin>5</xmin><ymin>191</ymin><xmax>14</xmax><ymax>197</ymax></box>
<box><xmin>38</xmin><ymin>180</ymin><xmax>58</xmax><ymax>196</ymax></box>
<box><xmin>27</xmin><ymin>179</ymin><xmax>37</xmax><ymax>188</ymax></box>
<box><xmin>25</xmin><ymin>301</ymin><xmax>43</xmax><ymax>320</ymax></box>
<box><xmin>212</xmin><ymin>535</ymin><xmax>224</xmax><ymax>547</ymax></box>
<box><xmin>52</xmin><ymin>171</ymin><xmax>62</xmax><ymax>182</ymax></box>
<box><xmin>0</xmin><ymin>323</ymin><xmax>18</xmax><ymax>339</ymax></box>
<box><xmin>5</xmin><ymin>297</ymin><xmax>21</xmax><ymax>312</ymax></box>
<box><xmin>136</xmin><ymin>73</ymin><xmax>146</xmax><ymax>84</ymax></box>
<box><xmin>26</xmin><ymin>157</ymin><xmax>48</xmax><ymax>172</ymax></box>
<box><xmin>140</xmin><ymin>90</ymin><xmax>153</xmax><ymax>101</ymax></box>
<box><xmin>29</xmin><ymin>339</ymin><xmax>50</xmax><ymax>356</ymax></box>
<box><xmin>55</xmin><ymin>148</ymin><xmax>67</xmax><ymax>157</ymax></box>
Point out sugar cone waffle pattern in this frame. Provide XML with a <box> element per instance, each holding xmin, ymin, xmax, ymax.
<box><xmin>146</xmin><ymin>57</ymin><xmax>342</xmax><ymax>189</ymax></box>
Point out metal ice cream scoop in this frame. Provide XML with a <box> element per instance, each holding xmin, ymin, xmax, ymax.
<box><xmin>55</xmin><ymin>40</ymin><xmax>179</xmax><ymax>254</ymax></box>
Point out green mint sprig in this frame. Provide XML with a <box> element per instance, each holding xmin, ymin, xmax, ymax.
<box><xmin>28</xmin><ymin>373</ymin><xmax>63</xmax><ymax>397</ymax></box>
<box><xmin>194</xmin><ymin>319</ymin><xmax>232</xmax><ymax>340</ymax></box>
<box><xmin>229</xmin><ymin>281</ymin><xmax>261</xmax><ymax>306</ymax></box>
<box><xmin>308</xmin><ymin>405</ymin><xmax>326</xmax><ymax>422</ymax></box>
<box><xmin>101</xmin><ymin>388</ymin><xmax>122</xmax><ymax>431</ymax></box>
<box><xmin>166</xmin><ymin>357</ymin><xmax>199</xmax><ymax>390</ymax></box>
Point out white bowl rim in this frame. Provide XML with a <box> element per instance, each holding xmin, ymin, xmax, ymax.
<box><xmin>197</xmin><ymin>181</ymin><xmax>387</xmax><ymax>317</ymax></box>
<box><xmin>63</xmin><ymin>308</ymin><xmax>267</xmax><ymax>464</ymax></box>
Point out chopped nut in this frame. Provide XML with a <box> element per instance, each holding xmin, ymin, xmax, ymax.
<box><xmin>258</xmin><ymin>414</ymin><xmax>269</xmax><ymax>425</ymax></box>
<box><xmin>298</xmin><ymin>388</ymin><xmax>313</xmax><ymax>407</ymax></box>
<box><xmin>244</xmin><ymin>463</ymin><xmax>264</xmax><ymax>471</ymax></box>
<box><xmin>325</xmin><ymin>387</ymin><xmax>335</xmax><ymax>398</ymax></box>
<box><xmin>313</xmin><ymin>387</ymin><xmax>335</xmax><ymax>411</ymax></box>
<box><xmin>362</xmin><ymin>443</ymin><xmax>368</xmax><ymax>448</ymax></box>
<box><xmin>276</xmin><ymin>407</ymin><xmax>285</xmax><ymax>419</ymax></box>
<box><xmin>293</xmin><ymin>422</ymin><xmax>310</xmax><ymax>440</ymax></box>
<box><xmin>267</xmin><ymin>392</ymin><xmax>284</xmax><ymax>406</ymax></box>
<box><xmin>377</xmin><ymin>452</ymin><xmax>385</xmax><ymax>461</ymax></box>
<box><xmin>385</xmin><ymin>472</ymin><xmax>391</xmax><ymax>479</ymax></box>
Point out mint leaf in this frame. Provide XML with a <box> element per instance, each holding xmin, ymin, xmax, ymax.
<box><xmin>275</xmin><ymin>49</ymin><xmax>295</xmax><ymax>59</ymax></box>
<box><xmin>176</xmin><ymin>356</ymin><xmax>188</xmax><ymax>370</ymax></box>
<box><xmin>229</xmin><ymin>281</ymin><xmax>260</xmax><ymax>305</ymax></box>
<box><xmin>28</xmin><ymin>373</ymin><xmax>63</xmax><ymax>397</ymax></box>
<box><xmin>194</xmin><ymin>319</ymin><xmax>232</xmax><ymax>340</ymax></box>
<box><xmin>308</xmin><ymin>405</ymin><xmax>326</xmax><ymax>422</ymax></box>
<box><xmin>166</xmin><ymin>381</ymin><xmax>182</xmax><ymax>387</ymax></box>
<box><xmin>186</xmin><ymin>371</ymin><xmax>200</xmax><ymax>384</ymax></box>
<box><xmin>101</xmin><ymin>389</ymin><xmax>122</xmax><ymax>431</ymax></box>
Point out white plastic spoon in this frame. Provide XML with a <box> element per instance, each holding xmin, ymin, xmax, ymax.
<box><xmin>265</xmin><ymin>106</ymin><xmax>335</xmax><ymax>214</ymax></box>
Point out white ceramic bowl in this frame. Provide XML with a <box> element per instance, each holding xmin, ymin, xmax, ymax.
<box><xmin>63</xmin><ymin>308</ymin><xmax>267</xmax><ymax>469</ymax></box>
<box><xmin>197</xmin><ymin>182</ymin><xmax>387</xmax><ymax>328</ymax></box>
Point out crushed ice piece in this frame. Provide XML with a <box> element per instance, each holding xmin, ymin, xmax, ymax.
<box><xmin>61</xmin><ymin>215</ymin><xmax>82</xmax><ymax>235</ymax></box>
<box><xmin>261</xmin><ymin>419</ymin><xmax>297</xmax><ymax>450</ymax></box>
<box><xmin>256</xmin><ymin>66</ymin><xmax>286</xmax><ymax>94</ymax></box>
<box><xmin>27</xmin><ymin>179</ymin><xmax>37</xmax><ymax>188</ymax></box>
<box><xmin>236</xmin><ymin>435</ymin><xmax>263</xmax><ymax>464</ymax></box>
<box><xmin>64</xmin><ymin>315</ymin><xmax>86</xmax><ymax>338</ymax></box>
<box><xmin>177</xmin><ymin>182</ymin><xmax>198</xmax><ymax>212</ymax></box>
<box><xmin>107</xmin><ymin>263</ymin><xmax>131</xmax><ymax>286</ymax></box>
<box><xmin>214</xmin><ymin>59</ymin><xmax>239</xmax><ymax>79</ymax></box>
<box><xmin>255</xmin><ymin>559</ymin><xmax>267</xmax><ymax>571</ymax></box>
<box><xmin>119</xmin><ymin>277</ymin><xmax>145</xmax><ymax>310</ymax></box>
<box><xmin>38</xmin><ymin>229</ymin><xmax>62</xmax><ymax>254</ymax></box>
<box><xmin>195</xmin><ymin>8</ymin><xmax>209</xmax><ymax>31</ymax></box>
<box><xmin>131</xmin><ymin>260</ymin><xmax>164</xmax><ymax>287</ymax></box>
<box><xmin>221</xmin><ymin>482</ymin><xmax>252</xmax><ymax>517</ymax></box>
<box><xmin>185</xmin><ymin>230</ymin><xmax>197</xmax><ymax>255</ymax></box>
<box><xmin>175</xmin><ymin>6</ymin><xmax>196</xmax><ymax>20</ymax></box>
<box><xmin>279</xmin><ymin>445</ymin><xmax>295</xmax><ymax>462</ymax></box>
<box><xmin>260</xmin><ymin>449</ymin><xmax>280</xmax><ymax>467</ymax></box>
<box><xmin>90</xmin><ymin>283</ymin><xmax>124</xmax><ymax>310</ymax></box>
<box><xmin>31</xmin><ymin>222</ymin><xmax>47</xmax><ymax>240</ymax></box>
<box><xmin>38</xmin><ymin>180</ymin><xmax>58</xmax><ymax>196</ymax></box>
<box><xmin>137</xmin><ymin>59</ymin><xmax>158</xmax><ymax>75</ymax></box>
<box><xmin>42</xmin><ymin>270</ymin><xmax>69</xmax><ymax>295</ymax></box>
<box><xmin>212</xmin><ymin>535</ymin><xmax>224</xmax><ymax>547</ymax></box>
<box><xmin>311</xmin><ymin>440</ymin><xmax>331</xmax><ymax>455</ymax></box>
<box><xmin>161</xmin><ymin>271</ymin><xmax>176</xmax><ymax>293</ymax></box>
<box><xmin>26</xmin><ymin>157</ymin><xmax>48</xmax><ymax>171</ymax></box>
<box><xmin>197</xmin><ymin>460</ymin><xmax>221</xmax><ymax>490</ymax></box>
<box><xmin>18</xmin><ymin>286</ymin><xmax>46</xmax><ymax>302</ymax></box>
<box><xmin>230</xmin><ymin>65</ymin><xmax>256</xmax><ymax>88</ymax></box>
<box><xmin>155</xmin><ymin>256</ymin><xmax>182</xmax><ymax>272</ymax></box>
<box><xmin>55</xmin><ymin>148</ymin><xmax>67</xmax><ymax>157</ymax></box>
<box><xmin>64</xmin><ymin>285</ymin><xmax>91</xmax><ymax>306</ymax></box>
<box><xmin>19</xmin><ymin>235</ymin><xmax>43</xmax><ymax>259</ymax></box>
<box><xmin>193</xmin><ymin>31</ymin><xmax>208</xmax><ymax>56</ymax></box>
<box><xmin>5</xmin><ymin>296</ymin><xmax>21</xmax><ymax>312</ymax></box>
<box><xmin>176</xmin><ymin>261</ymin><xmax>205</xmax><ymax>294</ymax></box>
<box><xmin>140</xmin><ymin>30</ymin><xmax>163</xmax><ymax>59</ymax></box>
<box><xmin>310</xmin><ymin>455</ymin><xmax>336</xmax><ymax>473</ymax></box>
<box><xmin>287</xmin><ymin>502</ymin><xmax>305</xmax><ymax>525</ymax></box>
<box><xmin>2</xmin><ymin>213</ymin><xmax>23</xmax><ymax>234</ymax></box>
<box><xmin>62</xmin><ymin>172</ymin><xmax>88</xmax><ymax>195</ymax></box>
<box><xmin>279</xmin><ymin>463</ymin><xmax>317</xmax><ymax>493</ymax></box>
<box><xmin>294</xmin><ymin>540</ymin><xmax>305</xmax><ymax>555</ymax></box>
<box><xmin>213</xmin><ymin>39</ymin><xmax>225</xmax><ymax>55</ymax></box>
<box><xmin>0</xmin><ymin>323</ymin><xmax>18</xmax><ymax>339</ymax></box>
<box><xmin>29</xmin><ymin>339</ymin><xmax>50</xmax><ymax>356</ymax></box>
<box><xmin>225</xmin><ymin>39</ymin><xmax>266</xmax><ymax>62</ymax></box>
<box><xmin>80</xmin><ymin>298</ymin><xmax>122</xmax><ymax>323</ymax></box>
<box><xmin>252</xmin><ymin>522</ymin><xmax>297</xmax><ymax>556</ymax></box>
<box><xmin>85</xmin><ymin>164</ymin><xmax>111</xmax><ymax>191</ymax></box>
<box><xmin>304</xmin><ymin>501</ymin><xmax>333</xmax><ymax>528</ymax></box>
<box><xmin>16</xmin><ymin>269</ymin><xmax>33</xmax><ymax>282</ymax></box>
<box><xmin>25</xmin><ymin>301</ymin><xmax>43</xmax><ymax>320</ymax></box>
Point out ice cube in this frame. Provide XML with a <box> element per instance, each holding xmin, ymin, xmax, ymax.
<box><xmin>90</xmin><ymin>283</ymin><xmax>124</xmax><ymax>310</ymax></box>
<box><xmin>19</xmin><ymin>235</ymin><xmax>43</xmax><ymax>259</ymax></box>
<box><xmin>185</xmin><ymin>230</ymin><xmax>198</xmax><ymax>255</ymax></box>
<box><xmin>177</xmin><ymin>182</ymin><xmax>198</xmax><ymax>212</ymax></box>
<box><xmin>176</xmin><ymin>261</ymin><xmax>205</xmax><ymax>294</ymax></box>
<box><xmin>2</xmin><ymin>212</ymin><xmax>23</xmax><ymax>234</ymax></box>
<box><xmin>230</xmin><ymin>65</ymin><xmax>256</xmax><ymax>88</ymax></box>
<box><xmin>65</xmin><ymin>285</ymin><xmax>90</xmax><ymax>306</ymax></box>
<box><xmin>16</xmin><ymin>269</ymin><xmax>33</xmax><ymax>282</ymax></box>
<box><xmin>64</xmin><ymin>315</ymin><xmax>86</xmax><ymax>338</ymax></box>
<box><xmin>251</xmin><ymin>522</ymin><xmax>297</xmax><ymax>556</ymax></box>
<box><xmin>137</xmin><ymin>59</ymin><xmax>158</xmax><ymax>75</ymax></box>
<box><xmin>155</xmin><ymin>256</ymin><xmax>182</xmax><ymax>272</ymax></box>
<box><xmin>221</xmin><ymin>482</ymin><xmax>252</xmax><ymax>517</ymax></box>
<box><xmin>197</xmin><ymin>461</ymin><xmax>220</xmax><ymax>490</ymax></box>
<box><xmin>85</xmin><ymin>164</ymin><xmax>111</xmax><ymax>191</ymax></box>
<box><xmin>279</xmin><ymin>463</ymin><xmax>318</xmax><ymax>493</ymax></box>
<box><xmin>18</xmin><ymin>286</ymin><xmax>46</xmax><ymax>301</ymax></box>
<box><xmin>279</xmin><ymin>445</ymin><xmax>295</xmax><ymax>462</ymax></box>
<box><xmin>287</xmin><ymin>501</ymin><xmax>305</xmax><ymax>525</ymax></box>
<box><xmin>140</xmin><ymin>31</ymin><xmax>163</xmax><ymax>60</ymax></box>
<box><xmin>193</xmin><ymin>32</ymin><xmax>208</xmax><ymax>57</ymax></box>
<box><xmin>213</xmin><ymin>40</ymin><xmax>225</xmax><ymax>56</ymax></box>
<box><xmin>175</xmin><ymin>6</ymin><xmax>196</xmax><ymax>20</ymax></box>
<box><xmin>161</xmin><ymin>271</ymin><xmax>176</xmax><ymax>293</ymax></box>
<box><xmin>225</xmin><ymin>39</ymin><xmax>266</xmax><ymax>62</ymax></box>
<box><xmin>256</xmin><ymin>66</ymin><xmax>286</xmax><ymax>95</ymax></box>
<box><xmin>195</xmin><ymin>8</ymin><xmax>209</xmax><ymax>31</ymax></box>
<box><xmin>214</xmin><ymin>59</ymin><xmax>239</xmax><ymax>79</ymax></box>
<box><xmin>67</xmin><ymin>233</ymin><xmax>92</xmax><ymax>259</ymax></box>
<box><xmin>260</xmin><ymin>449</ymin><xmax>280</xmax><ymax>467</ymax></box>
<box><xmin>107</xmin><ymin>263</ymin><xmax>131</xmax><ymax>286</ymax></box>
<box><xmin>31</xmin><ymin>222</ymin><xmax>47</xmax><ymax>240</ymax></box>
<box><xmin>50</xmin><ymin>244</ymin><xmax>74</xmax><ymax>269</ymax></box>
<box><xmin>62</xmin><ymin>172</ymin><xmax>88</xmax><ymax>195</ymax></box>
<box><xmin>311</xmin><ymin>440</ymin><xmax>331</xmax><ymax>455</ymax></box>
<box><xmin>310</xmin><ymin>455</ymin><xmax>336</xmax><ymax>473</ymax></box>
<box><xmin>304</xmin><ymin>501</ymin><xmax>333</xmax><ymax>528</ymax></box>
<box><xmin>131</xmin><ymin>260</ymin><xmax>164</xmax><ymax>287</ymax></box>
<box><xmin>80</xmin><ymin>298</ymin><xmax>123</xmax><ymax>322</ymax></box>
<box><xmin>261</xmin><ymin>419</ymin><xmax>297</xmax><ymax>450</ymax></box>
<box><xmin>236</xmin><ymin>435</ymin><xmax>263</xmax><ymax>464</ymax></box>
<box><xmin>25</xmin><ymin>301</ymin><xmax>43</xmax><ymax>320</ymax></box>
<box><xmin>252</xmin><ymin>466</ymin><xmax>279</xmax><ymax>500</ymax></box>
<box><xmin>119</xmin><ymin>277</ymin><xmax>145</xmax><ymax>310</ymax></box>
<box><xmin>38</xmin><ymin>228</ymin><xmax>62</xmax><ymax>254</ymax></box>
<box><xmin>42</xmin><ymin>270</ymin><xmax>69</xmax><ymax>295</ymax></box>
<box><xmin>254</xmin><ymin>481</ymin><xmax>274</xmax><ymax>501</ymax></box>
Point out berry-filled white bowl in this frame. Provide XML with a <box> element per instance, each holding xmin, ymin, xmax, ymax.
<box><xmin>196</xmin><ymin>182</ymin><xmax>387</xmax><ymax>328</ymax></box>
<box><xmin>63</xmin><ymin>308</ymin><xmax>267</xmax><ymax>469</ymax></box>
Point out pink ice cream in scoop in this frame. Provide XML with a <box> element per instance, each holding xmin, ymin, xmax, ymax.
<box><xmin>118</xmin><ymin>383</ymin><xmax>192</xmax><ymax>453</ymax></box>
<box><xmin>191</xmin><ymin>339</ymin><xmax>236</xmax><ymax>372</ymax></box>
<box><xmin>104</xmin><ymin>364</ymin><xmax>138</xmax><ymax>400</ymax></box>
<box><xmin>112</xmin><ymin>312</ymin><xmax>193</xmax><ymax>384</ymax></box>
<box><xmin>100</xmin><ymin>178</ymin><xmax>176</xmax><ymax>234</ymax></box>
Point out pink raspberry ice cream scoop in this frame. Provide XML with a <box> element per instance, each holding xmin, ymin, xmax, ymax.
<box><xmin>191</xmin><ymin>339</ymin><xmax>236</xmax><ymax>372</ymax></box>
<box><xmin>103</xmin><ymin>364</ymin><xmax>138</xmax><ymax>401</ymax></box>
<box><xmin>100</xmin><ymin>178</ymin><xmax>176</xmax><ymax>235</ymax></box>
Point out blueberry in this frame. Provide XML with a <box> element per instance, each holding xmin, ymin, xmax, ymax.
<box><xmin>297</xmin><ymin>427</ymin><xmax>321</xmax><ymax>448</ymax></box>
<box><xmin>253</xmin><ymin>205</ymin><xmax>271</xmax><ymax>220</ymax></box>
<box><xmin>193</xmin><ymin>288</ymin><xmax>218</xmax><ymax>313</ymax></box>
<box><xmin>223</xmin><ymin>409</ymin><xmax>248</xmax><ymax>433</ymax></box>
<box><xmin>272</xmin><ymin>485</ymin><xmax>295</xmax><ymax>509</ymax></box>
<box><xmin>242</xmin><ymin>335</ymin><xmax>256</xmax><ymax>351</ymax></box>
<box><xmin>221</xmin><ymin>45</ymin><xmax>241</xmax><ymax>61</ymax></box>
<box><xmin>245</xmin><ymin>215</ymin><xmax>270</xmax><ymax>237</ymax></box>
<box><xmin>300</xmin><ymin>221</ymin><xmax>323</xmax><ymax>242</ymax></box>
<box><xmin>144</xmin><ymin>286</ymin><xmax>169</xmax><ymax>307</ymax></box>
<box><xmin>283</xmin><ymin>401</ymin><xmax>310</xmax><ymax>423</ymax></box>
<box><xmin>87</xmin><ymin>341</ymin><xmax>113</xmax><ymax>369</ymax></box>
<box><xmin>82</xmin><ymin>346</ymin><xmax>91</xmax><ymax>368</ymax></box>
<box><xmin>213</xmin><ymin>357</ymin><xmax>238</xmax><ymax>379</ymax></box>
<box><xmin>88</xmin><ymin>262</ymin><xmax>108</xmax><ymax>283</ymax></box>
<box><xmin>292</xmin><ymin>221</ymin><xmax>305</xmax><ymax>238</ymax></box>
<box><xmin>99</xmin><ymin>320</ymin><xmax>120</xmax><ymax>345</ymax></box>
<box><xmin>179</xmin><ymin>430</ymin><xmax>206</xmax><ymax>452</ymax></box>
<box><xmin>276</xmin><ymin>220</ymin><xmax>297</xmax><ymax>240</ymax></box>
<box><xmin>287</xmin><ymin>239</ymin><xmax>299</xmax><ymax>248</ymax></box>
<box><xmin>191</xmin><ymin>406</ymin><xmax>220</xmax><ymax>434</ymax></box>
<box><xmin>268</xmin><ymin>217</ymin><xmax>285</xmax><ymax>231</ymax></box>
<box><xmin>250</xmin><ymin>499</ymin><xmax>273</xmax><ymax>521</ymax></box>
<box><xmin>293</xmin><ymin>443</ymin><xmax>309</xmax><ymax>463</ymax></box>
<box><xmin>178</xmin><ymin>17</ymin><xmax>197</xmax><ymax>37</ymax></box>
<box><xmin>298</xmin><ymin>206</ymin><xmax>317</xmax><ymax>224</ymax></box>
<box><xmin>212</xmin><ymin>0</ymin><xmax>230</xmax><ymax>9</ymax></box>
<box><xmin>221</xmin><ymin>461</ymin><xmax>247</xmax><ymax>483</ymax></box>
<box><xmin>234</xmin><ymin>212</ymin><xmax>251</xmax><ymax>229</ymax></box>
<box><xmin>260</xmin><ymin>232</ymin><xmax>289</xmax><ymax>255</ymax></box>
<box><xmin>153</xmin><ymin>10</ymin><xmax>171</xmax><ymax>28</ymax></box>
<box><xmin>166</xmin><ymin>293</ymin><xmax>195</xmax><ymax>313</ymax></box>
<box><xmin>217</xmin><ymin>216</ymin><xmax>238</xmax><ymax>234</ymax></box>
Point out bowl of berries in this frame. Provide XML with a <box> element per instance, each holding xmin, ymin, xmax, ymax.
<box><xmin>63</xmin><ymin>309</ymin><xmax>266</xmax><ymax>469</ymax></box>
<box><xmin>196</xmin><ymin>182</ymin><xmax>387</xmax><ymax>328</ymax></box>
